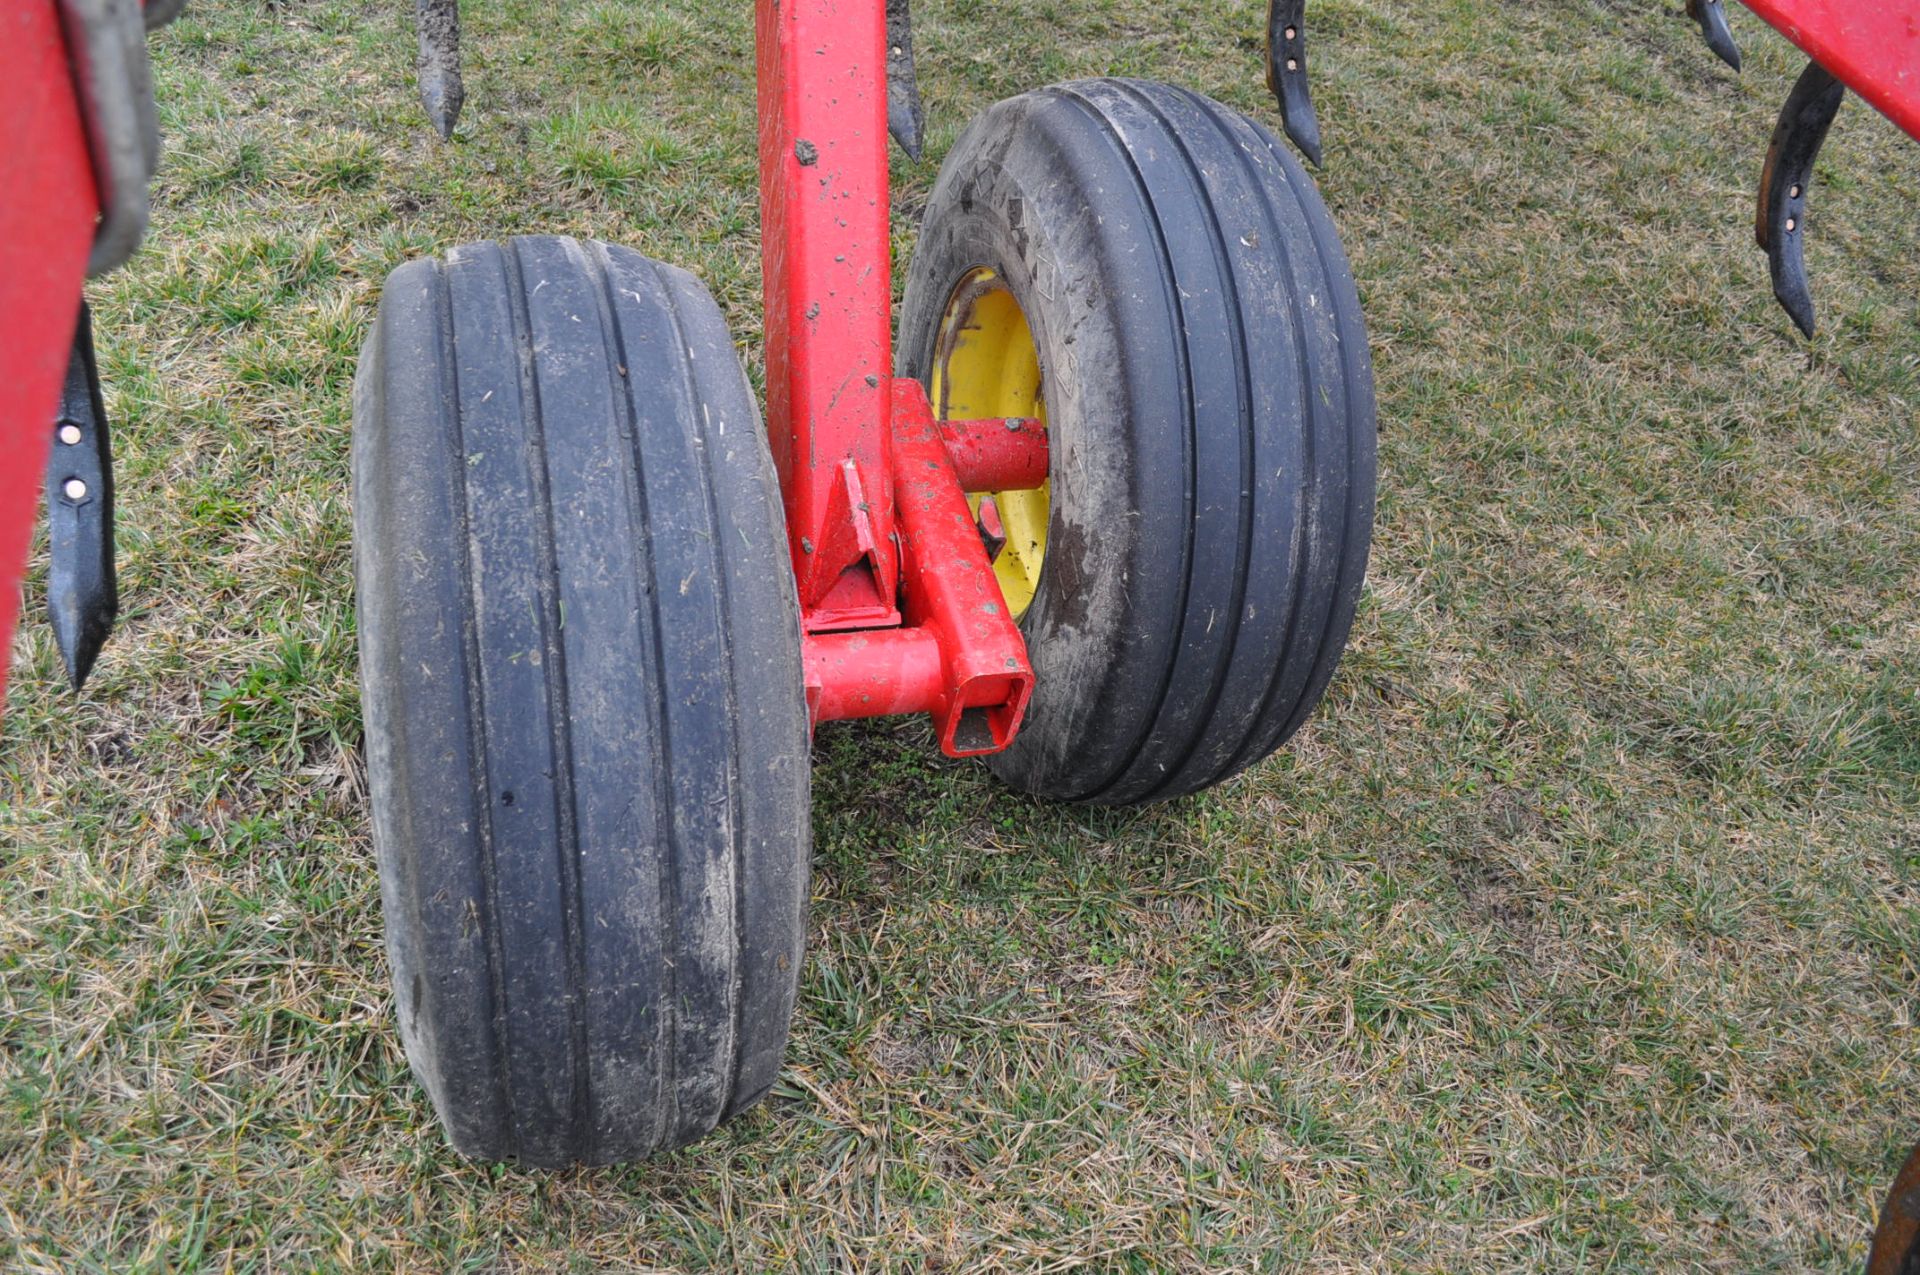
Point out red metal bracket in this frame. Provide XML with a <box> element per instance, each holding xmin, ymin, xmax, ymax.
<box><xmin>803</xmin><ymin>381</ymin><xmax>1037</xmax><ymax>756</ymax></box>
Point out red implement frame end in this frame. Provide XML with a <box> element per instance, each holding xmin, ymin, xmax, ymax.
<box><xmin>1742</xmin><ymin>0</ymin><xmax>1920</xmax><ymax>142</ymax></box>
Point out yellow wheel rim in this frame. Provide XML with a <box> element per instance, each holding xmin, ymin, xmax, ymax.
<box><xmin>929</xmin><ymin>269</ymin><xmax>1050</xmax><ymax>621</ymax></box>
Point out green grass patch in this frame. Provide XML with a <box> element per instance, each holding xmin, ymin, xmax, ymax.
<box><xmin>2</xmin><ymin>0</ymin><xmax>1917</xmax><ymax>1269</ymax></box>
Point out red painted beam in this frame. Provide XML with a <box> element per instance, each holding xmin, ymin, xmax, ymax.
<box><xmin>756</xmin><ymin>0</ymin><xmax>900</xmax><ymax>631</ymax></box>
<box><xmin>1741</xmin><ymin>0</ymin><xmax>1920</xmax><ymax>142</ymax></box>
<box><xmin>0</xmin><ymin>3</ymin><xmax>99</xmax><ymax>707</ymax></box>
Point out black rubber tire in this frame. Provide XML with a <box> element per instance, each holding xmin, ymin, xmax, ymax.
<box><xmin>897</xmin><ymin>78</ymin><xmax>1377</xmax><ymax>805</ymax></box>
<box><xmin>353</xmin><ymin>236</ymin><xmax>810</xmax><ymax>1166</ymax></box>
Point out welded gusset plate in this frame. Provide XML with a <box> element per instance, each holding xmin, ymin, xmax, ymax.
<box><xmin>414</xmin><ymin>0</ymin><xmax>464</xmax><ymax>140</ymax></box>
<box><xmin>1756</xmin><ymin>60</ymin><xmax>1845</xmax><ymax>339</ymax></box>
<box><xmin>1265</xmin><ymin>0</ymin><xmax>1322</xmax><ymax>166</ymax></box>
<box><xmin>886</xmin><ymin>0</ymin><xmax>926</xmax><ymax>160</ymax></box>
<box><xmin>1685</xmin><ymin>0</ymin><xmax>1740</xmax><ymax>71</ymax></box>
<box><xmin>44</xmin><ymin>303</ymin><xmax>118</xmax><ymax>691</ymax></box>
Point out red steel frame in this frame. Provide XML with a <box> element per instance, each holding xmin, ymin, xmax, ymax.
<box><xmin>0</xmin><ymin>2</ymin><xmax>99</xmax><ymax>708</ymax></box>
<box><xmin>0</xmin><ymin>0</ymin><xmax>1914</xmax><ymax>723</ymax></box>
<box><xmin>754</xmin><ymin>0</ymin><xmax>1036</xmax><ymax>755</ymax></box>
<box><xmin>1743</xmin><ymin>1</ymin><xmax>1920</xmax><ymax>144</ymax></box>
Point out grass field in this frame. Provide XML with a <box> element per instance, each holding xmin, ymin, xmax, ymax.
<box><xmin>3</xmin><ymin>0</ymin><xmax>1918</xmax><ymax>1269</ymax></box>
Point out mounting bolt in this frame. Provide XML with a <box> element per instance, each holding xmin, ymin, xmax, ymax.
<box><xmin>800</xmin><ymin>536</ymin><xmax>815</xmax><ymax>554</ymax></box>
<box><xmin>1004</xmin><ymin>417</ymin><xmax>1022</xmax><ymax>431</ymax></box>
<box><xmin>63</xmin><ymin>478</ymin><xmax>88</xmax><ymax>502</ymax></box>
<box><xmin>58</xmin><ymin>424</ymin><xmax>82</xmax><ymax>446</ymax></box>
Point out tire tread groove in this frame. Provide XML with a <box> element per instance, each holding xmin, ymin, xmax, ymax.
<box><xmin>1178</xmin><ymin>91</ymin><xmax>1331</xmax><ymax>781</ymax></box>
<box><xmin>437</xmin><ymin>253</ymin><xmax>519</xmax><ymax>1153</ymax></box>
<box><xmin>501</xmin><ymin>238</ymin><xmax>593</xmax><ymax>1161</ymax></box>
<box><xmin>1225</xmin><ymin>118</ymin><xmax>1370</xmax><ymax>766</ymax></box>
<box><xmin>616</xmin><ymin>255</ymin><xmax>684</xmax><ymax>1148</ymax></box>
<box><xmin>644</xmin><ymin>254</ymin><xmax>737</xmax><ymax>1141</ymax></box>
<box><xmin>1110</xmin><ymin>80</ymin><xmax>1260</xmax><ymax>803</ymax></box>
<box><xmin>650</xmin><ymin>265</ymin><xmax>751</xmax><ymax>1120</ymax></box>
<box><xmin>577</xmin><ymin>240</ymin><xmax>668</xmax><ymax>1157</ymax></box>
<box><xmin>1048</xmin><ymin>83</ymin><xmax>1200</xmax><ymax>804</ymax></box>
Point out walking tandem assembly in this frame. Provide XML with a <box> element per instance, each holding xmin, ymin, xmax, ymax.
<box><xmin>355</xmin><ymin>0</ymin><xmax>1377</xmax><ymax>1164</ymax></box>
<box><xmin>7</xmin><ymin>0</ymin><xmax>1920</xmax><ymax>1179</ymax></box>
